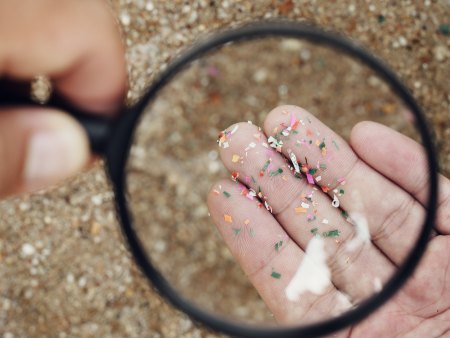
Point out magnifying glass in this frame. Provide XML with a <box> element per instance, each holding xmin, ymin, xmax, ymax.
<box><xmin>0</xmin><ymin>21</ymin><xmax>438</xmax><ymax>337</ymax></box>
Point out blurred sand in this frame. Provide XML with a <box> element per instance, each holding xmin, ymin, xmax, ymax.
<box><xmin>0</xmin><ymin>1</ymin><xmax>448</xmax><ymax>337</ymax></box>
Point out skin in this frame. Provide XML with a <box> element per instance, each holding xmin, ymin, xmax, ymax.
<box><xmin>0</xmin><ymin>0</ymin><xmax>126</xmax><ymax>197</ymax></box>
<box><xmin>208</xmin><ymin>105</ymin><xmax>450</xmax><ymax>337</ymax></box>
<box><xmin>1</xmin><ymin>1</ymin><xmax>449</xmax><ymax>337</ymax></box>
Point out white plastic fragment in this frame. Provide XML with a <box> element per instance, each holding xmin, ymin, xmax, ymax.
<box><xmin>285</xmin><ymin>236</ymin><xmax>331</xmax><ymax>301</ymax></box>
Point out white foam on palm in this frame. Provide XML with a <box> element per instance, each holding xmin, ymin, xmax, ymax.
<box><xmin>345</xmin><ymin>212</ymin><xmax>371</xmax><ymax>252</ymax></box>
<box><xmin>285</xmin><ymin>236</ymin><xmax>331</xmax><ymax>301</ymax></box>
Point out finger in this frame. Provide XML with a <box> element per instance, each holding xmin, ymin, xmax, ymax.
<box><xmin>0</xmin><ymin>107</ymin><xmax>89</xmax><ymax>198</ymax></box>
<box><xmin>217</xmin><ymin>122</ymin><xmax>395</xmax><ymax>302</ymax></box>
<box><xmin>263</xmin><ymin>105</ymin><xmax>426</xmax><ymax>265</ymax></box>
<box><xmin>207</xmin><ymin>179</ymin><xmax>352</xmax><ymax>325</ymax></box>
<box><xmin>0</xmin><ymin>0</ymin><xmax>126</xmax><ymax>114</ymax></box>
<box><xmin>351</xmin><ymin>121</ymin><xmax>450</xmax><ymax>234</ymax></box>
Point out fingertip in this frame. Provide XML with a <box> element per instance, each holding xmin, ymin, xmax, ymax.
<box><xmin>263</xmin><ymin>105</ymin><xmax>308</xmax><ymax>135</ymax></box>
<box><xmin>349</xmin><ymin>121</ymin><xmax>380</xmax><ymax>149</ymax></box>
<box><xmin>23</xmin><ymin>112</ymin><xmax>90</xmax><ymax>191</ymax></box>
<box><xmin>0</xmin><ymin>108</ymin><xmax>90</xmax><ymax>197</ymax></box>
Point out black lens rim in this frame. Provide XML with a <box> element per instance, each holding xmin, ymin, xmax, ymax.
<box><xmin>105</xmin><ymin>20</ymin><xmax>438</xmax><ymax>338</ymax></box>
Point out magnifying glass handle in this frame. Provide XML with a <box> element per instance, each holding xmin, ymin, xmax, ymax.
<box><xmin>0</xmin><ymin>78</ymin><xmax>115</xmax><ymax>155</ymax></box>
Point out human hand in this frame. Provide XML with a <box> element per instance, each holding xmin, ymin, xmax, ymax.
<box><xmin>207</xmin><ymin>105</ymin><xmax>450</xmax><ymax>337</ymax></box>
<box><xmin>0</xmin><ymin>0</ymin><xmax>126</xmax><ymax>197</ymax></box>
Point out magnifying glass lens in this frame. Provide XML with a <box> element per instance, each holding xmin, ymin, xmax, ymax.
<box><xmin>124</xmin><ymin>36</ymin><xmax>428</xmax><ymax>328</ymax></box>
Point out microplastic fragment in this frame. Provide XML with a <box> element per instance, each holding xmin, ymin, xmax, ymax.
<box><xmin>223</xmin><ymin>191</ymin><xmax>231</xmax><ymax>198</ymax></box>
<box><xmin>323</xmin><ymin>230</ymin><xmax>341</xmax><ymax>237</ymax></box>
<box><xmin>269</xmin><ymin>168</ymin><xmax>283</xmax><ymax>177</ymax></box>
<box><xmin>285</xmin><ymin>236</ymin><xmax>330</xmax><ymax>300</ymax></box>
<box><xmin>224</xmin><ymin>214</ymin><xmax>233</xmax><ymax>223</ymax></box>
<box><xmin>233</xmin><ymin>228</ymin><xmax>241</xmax><ymax>236</ymax></box>
<box><xmin>322</xmin><ymin>219</ymin><xmax>329</xmax><ymax>224</ymax></box>
<box><xmin>271</xmin><ymin>271</ymin><xmax>282</xmax><ymax>279</ymax></box>
<box><xmin>332</xmin><ymin>140</ymin><xmax>340</xmax><ymax>150</ymax></box>
<box><xmin>231</xmin><ymin>171</ymin><xmax>239</xmax><ymax>182</ymax></box>
<box><xmin>310</xmin><ymin>227</ymin><xmax>318</xmax><ymax>235</ymax></box>
<box><xmin>245</xmin><ymin>142</ymin><xmax>256</xmax><ymax>151</ymax></box>
<box><xmin>232</xmin><ymin>154</ymin><xmax>240</xmax><ymax>163</ymax></box>
<box><xmin>268</xmin><ymin>136</ymin><xmax>283</xmax><ymax>151</ymax></box>
<box><xmin>275</xmin><ymin>240</ymin><xmax>283</xmax><ymax>252</ymax></box>
<box><xmin>332</xmin><ymin>194</ymin><xmax>340</xmax><ymax>208</ymax></box>
<box><xmin>244</xmin><ymin>219</ymin><xmax>250</xmax><ymax>225</ymax></box>
<box><xmin>295</xmin><ymin>207</ymin><xmax>307</xmax><ymax>214</ymax></box>
<box><xmin>345</xmin><ymin>212</ymin><xmax>371</xmax><ymax>251</ymax></box>
<box><xmin>316</xmin><ymin>176</ymin><xmax>322</xmax><ymax>182</ymax></box>
<box><xmin>307</xmin><ymin>214</ymin><xmax>316</xmax><ymax>222</ymax></box>
<box><xmin>321</xmin><ymin>186</ymin><xmax>330</xmax><ymax>193</ymax></box>
<box><xmin>309</xmin><ymin>168</ymin><xmax>318</xmax><ymax>175</ymax></box>
<box><xmin>289</xmin><ymin>151</ymin><xmax>300</xmax><ymax>173</ymax></box>
<box><xmin>230</xmin><ymin>125</ymin><xmax>239</xmax><ymax>135</ymax></box>
<box><xmin>337</xmin><ymin>177</ymin><xmax>346</xmax><ymax>185</ymax></box>
<box><xmin>306</xmin><ymin>173</ymin><xmax>315</xmax><ymax>185</ymax></box>
<box><xmin>290</xmin><ymin>111</ymin><xmax>299</xmax><ymax>129</ymax></box>
<box><xmin>249</xmin><ymin>228</ymin><xmax>256</xmax><ymax>237</ymax></box>
<box><xmin>261</xmin><ymin>159</ymin><xmax>271</xmax><ymax>172</ymax></box>
<box><xmin>341</xmin><ymin>210</ymin><xmax>349</xmax><ymax>220</ymax></box>
<box><xmin>281</xmin><ymin>127</ymin><xmax>292</xmax><ymax>136</ymax></box>
<box><xmin>246</xmin><ymin>189</ymin><xmax>257</xmax><ymax>200</ymax></box>
<box><xmin>301</xmin><ymin>202</ymin><xmax>310</xmax><ymax>209</ymax></box>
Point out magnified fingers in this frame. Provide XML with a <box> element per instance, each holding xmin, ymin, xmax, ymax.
<box><xmin>216</xmin><ymin>122</ymin><xmax>394</xmax><ymax>303</ymax></box>
<box><xmin>264</xmin><ymin>105</ymin><xmax>427</xmax><ymax>265</ymax></box>
<box><xmin>207</xmin><ymin>179</ymin><xmax>352</xmax><ymax>327</ymax></box>
<box><xmin>351</xmin><ymin>121</ymin><xmax>450</xmax><ymax>235</ymax></box>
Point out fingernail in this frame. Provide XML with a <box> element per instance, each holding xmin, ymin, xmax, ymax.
<box><xmin>24</xmin><ymin>128</ymin><xmax>88</xmax><ymax>185</ymax></box>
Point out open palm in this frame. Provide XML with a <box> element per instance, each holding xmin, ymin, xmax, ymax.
<box><xmin>207</xmin><ymin>105</ymin><xmax>450</xmax><ymax>337</ymax></box>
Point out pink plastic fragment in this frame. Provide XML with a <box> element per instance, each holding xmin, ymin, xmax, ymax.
<box><xmin>306</xmin><ymin>173</ymin><xmax>315</xmax><ymax>185</ymax></box>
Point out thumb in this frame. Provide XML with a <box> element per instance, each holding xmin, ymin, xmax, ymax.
<box><xmin>0</xmin><ymin>108</ymin><xmax>89</xmax><ymax>197</ymax></box>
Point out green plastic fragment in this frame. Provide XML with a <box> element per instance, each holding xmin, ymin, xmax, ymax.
<box><xmin>271</xmin><ymin>271</ymin><xmax>281</xmax><ymax>279</ymax></box>
<box><xmin>223</xmin><ymin>191</ymin><xmax>231</xmax><ymax>198</ymax></box>
<box><xmin>275</xmin><ymin>240</ymin><xmax>283</xmax><ymax>251</ymax></box>
<box><xmin>323</xmin><ymin>229</ymin><xmax>341</xmax><ymax>237</ymax></box>
<box><xmin>309</xmin><ymin>168</ymin><xmax>318</xmax><ymax>175</ymax></box>
<box><xmin>269</xmin><ymin>168</ymin><xmax>283</xmax><ymax>177</ymax></box>
<box><xmin>262</xmin><ymin>160</ymin><xmax>271</xmax><ymax>172</ymax></box>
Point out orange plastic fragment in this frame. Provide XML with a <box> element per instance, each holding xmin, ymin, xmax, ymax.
<box><xmin>224</xmin><ymin>214</ymin><xmax>233</xmax><ymax>223</ymax></box>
